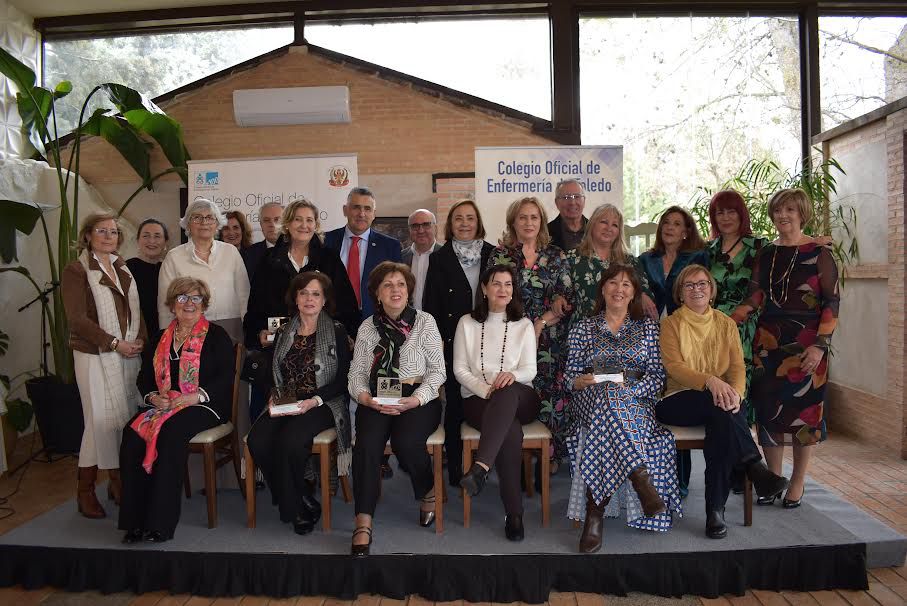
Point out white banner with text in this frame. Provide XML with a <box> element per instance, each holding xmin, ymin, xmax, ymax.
<box><xmin>188</xmin><ymin>154</ymin><xmax>358</xmax><ymax>242</ymax></box>
<box><xmin>474</xmin><ymin>146</ymin><xmax>623</xmax><ymax>244</ymax></box>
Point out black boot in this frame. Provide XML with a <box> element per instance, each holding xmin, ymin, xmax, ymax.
<box><xmin>504</xmin><ymin>513</ymin><xmax>524</xmax><ymax>541</ymax></box>
<box><xmin>705</xmin><ymin>508</ymin><xmax>727</xmax><ymax>539</ymax></box>
<box><xmin>459</xmin><ymin>462</ymin><xmax>488</xmax><ymax>497</ymax></box>
<box><xmin>745</xmin><ymin>460</ymin><xmax>789</xmax><ymax>498</ymax></box>
<box><xmin>579</xmin><ymin>489</ymin><xmax>610</xmax><ymax>553</ymax></box>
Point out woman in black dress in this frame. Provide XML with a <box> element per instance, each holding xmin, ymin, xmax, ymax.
<box><xmin>126</xmin><ymin>218</ymin><xmax>169</xmax><ymax>337</ymax></box>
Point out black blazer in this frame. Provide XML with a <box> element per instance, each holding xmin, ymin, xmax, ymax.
<box><xmin>241</xmin><ymin>240</ymin><xmax>270</xmax><ymax>284</ymax></box>
<box><xmin>547</xmin><ymin>214</ymin><xmax>588</xmax><ymax>252</ymax></box>
<box><xmin>243</xmin><ymin>237</ymin><xmax>361</xmax><ymax>350</ymax></box>
<box><xmin>423</xmin><ymin>240</ymin><xmax>495</xmax><ymax>364</ymax></box>
<box><xmin>137</xmin><ymin>322</ymin><xmax>235</xmax><ymax>421</ymax></box>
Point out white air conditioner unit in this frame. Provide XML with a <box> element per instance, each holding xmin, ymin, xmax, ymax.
<box><xmin>233</xmin><ymin>86</ymin><xmax>351</xmax><ymax>127</ymax></box>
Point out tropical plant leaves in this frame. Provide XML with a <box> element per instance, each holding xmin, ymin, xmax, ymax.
<box><xmin>0</xmin><ymin>200</ymin><xmax>44</xmax><ymax>263</ymax></box>
<box><xmin>82</xmin><ymin>109</ymin><xmax>152</xmax><ymax>185</ymax></box>
<box><xmin>123</xmin><ymin>110</ymin><xmax>190</xmax><ymax>183</ymax></box>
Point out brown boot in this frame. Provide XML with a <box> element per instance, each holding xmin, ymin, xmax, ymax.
<box><xmin>579</xmin><ymin>488</ymin><xmax>610</xmax><ymax>553</ymax></box>
<box><xmin>77</xmin><ymin>466</ymin><xmax>106</xmax><ymax>519</ymax></box>
<box><xmin>629</xmin><ymin>466</ymin><xmax>666</xmax><ymax>517</ymax></box>
<box><xmin>106</xmin><ymin>468</ymin><xmax>122</xmax><ymax>506</ymax></box>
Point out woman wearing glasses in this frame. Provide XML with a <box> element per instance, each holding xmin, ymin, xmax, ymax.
<box><xmin>657</xmin><ymin>264</ymin><xmax>787</xmax><ymax>539</ymax></box>
<box><xmin>119</xmin><ymin>277</ymin><xmax>235</xmax><ymax>543</ymax></box>
<box><xmin>62</xmin><ymin>213</ymin><xmax>147</xmax><ymax>519</ymax></box>
<box><xmin>157</xmin><ymin>198</ymin><xmax>250</xmax><ymax>343</ymax></box>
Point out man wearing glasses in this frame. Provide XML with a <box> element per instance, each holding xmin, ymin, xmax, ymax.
<box><xmin>402</xmin><ymin>209</ymin><xmax>441</xmax><ymax>310</ymax></box>
<box><xmin>548</xmin><ymin>179</ymin><xmax>589</xmax><ymax>252</ymax></box>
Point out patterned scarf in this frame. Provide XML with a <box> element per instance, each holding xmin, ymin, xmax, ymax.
<box><xmin>452</xmin><ymin>238</ymin><xmax>484</xmax><ymax>268</ymax></box>
<box><xmin>369</xmin><ymin>305</ymin><xmax>417</xmax><ymax>394</ymax></box>
<box><xmin>129</xmin><ymin>316</ymin><xmax>210</xmax><ymax>473</ymax></box>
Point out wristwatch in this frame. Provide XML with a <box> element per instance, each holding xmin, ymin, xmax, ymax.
<box><xmin>110</xmin><ymin>337</ymin><xmax>119</xmax><ymax>352</ymax></box>
<box><xmin>540</xmin><ymin>318</ymin><xmax>548</xmax><ymax>328</ymax></box>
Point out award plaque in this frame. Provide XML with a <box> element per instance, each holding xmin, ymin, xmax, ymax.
<box><xmin>265</xmin><ymin>316</ymin><xmax>289</xmax><ymax>343</ymax></box>
<box><xmin>593</xmin><ymin>359</ymin><xmax>624</xmax><ymax>384</ymax></box>
<box><xmin>269</xmin><ymin>386</ymin><xmax>302</xmax><ymax>416</ymax></box>
<box><xmin>374</xmin><ymin>377</ymin><xmax>402</xmax><ymax>406</ymax></box>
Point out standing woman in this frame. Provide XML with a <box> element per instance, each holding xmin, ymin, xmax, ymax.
<box><xmin>733</xmin><ymin>188</ymin><xmax>839</xmax><ymax>509</ymax></box>
<box><xmin>639</xmin><ymin>205</ymin><xmax>708</xmax><ymax>317</ymax></box>
<box><xmin>348</xmin><ymin>262</ymin><xmax>445</xmax><ymax>556</ymax></box>
<box><xmin>221</xmin><ymin>211</ymin><xmax>253</xmax><ymax>250</ymax></box>
<box><xmin>488</xmin><ymin>197</ymin><xmax>572</xmax><ymax>467</ymax></box>
<box><xmin>158</xmin><ymin>199</ymin><xmax>250</xmax><ymax>343</ymax></box>
<box><xmin>246</xmin><ymin>272</ymin><xmax>352</xmax><ymax>535</ymax></box>
<box><xmin>706</xmin><ymin>190</ymin><xmax>767</xmax><ymax>423</ymax></box>
<box><xmin>566</xmin><ymin>203</ymin><xmax>656</xmax><ymax>324</ymax></box>
<box><xmin>564</xmin><ymin>264</ymin><xmax>678</xmax><ymax>553</ymax></box>
<box><xmin>62</xmin><ymin>212</ymin><xmax>146</xmax><ymax>519</ymax></box>
<box><xmin>127</xmin><ymin>218</ymin><xmax>169</xmax><ymax>338</ymax></box>
<box><xmin>423</xmin><ymin>199</ymin><xmax>494</xmax><ymax>486</ymax></box>
<box><xmin>454</xmin><ymin>265</ymin><xmax>539</xmax><ymax>541</ymax></box>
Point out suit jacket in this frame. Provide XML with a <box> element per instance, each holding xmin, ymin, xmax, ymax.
<box><xmin>241</xmin><ymin>239</ymin><xmax>271</xmax><ymax>284</ymax></box>
<box><xmin>243</xmin><ymin>236</ymin><xmax>362</xmax><ymax>349</ymax></box>
<box><xmin>423</xmin><ymin>240</ymin><xmax>495</xmax><ymax>366</ymax></box>
<box><xmin>547</xmin><ymin>214</ymin><xmax>588</xmax><ymax>252</ymax></box>
<box><xmin>401</xmin><ymin>242</ymin><xmax>442</xmax><ymax>266</ymax></box>
<box><xmin>324</xmin><ymin>226</ymin><xmax>402</xmax><ymax>319</ymax></box>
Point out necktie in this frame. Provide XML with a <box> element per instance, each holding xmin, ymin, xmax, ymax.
<box><xmin>347</xmin><ymin>235</ymin><xmax>362</xmax><ymax>307</ymax></box>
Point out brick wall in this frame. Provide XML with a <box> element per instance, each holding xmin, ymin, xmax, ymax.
<box><xmin>434</xmin><ymin>175</ymin><xmax>476</xmax><ymax>242</ymax></box>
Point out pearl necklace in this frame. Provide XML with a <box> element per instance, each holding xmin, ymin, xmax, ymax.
<box><xmin>479</xmin><ymin>317</ymin><xmax>508</xmax><ymax>385</ymax></box>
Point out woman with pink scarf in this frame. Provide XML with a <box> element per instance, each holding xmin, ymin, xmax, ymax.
<box><xmin>118</xmin><ymin>276</ymin><xmax>234</xmax><ymax>543</ymax></box>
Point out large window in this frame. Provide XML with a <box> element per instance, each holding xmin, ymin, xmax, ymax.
<box><xmin>305</xmin><ymin>18</ymin><xmax>552</xmax><ymax>120</ymax></box>
<box><xmin>580</xmin><ymin>15</ymin><xmax>802</xmax><ymax>224</ymax></box>
<box><xmin>44</xmin><ymin>25</ymin><xmax>294</xmax><ymax>134</ymax></box>
<box><xmin>819</xmin><ymin>16</ymin><xmax>907</xmax><ymax>131</ymax></box>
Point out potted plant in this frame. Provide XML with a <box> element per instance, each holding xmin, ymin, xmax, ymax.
<box><xmin>0</xmin><ymin>329</ymin><xmax>36</xmax><ymax>461</ymax></box>
<box><xmin>0</xmin><ymin>46</ymin><xmax>190</xmax><ymax>454</ymax></box>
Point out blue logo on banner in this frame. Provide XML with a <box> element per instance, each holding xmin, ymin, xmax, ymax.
<box><xmin>195</xmin><ymin>171</ymin><xmax>219</xmax><ymax>186</ymax></box>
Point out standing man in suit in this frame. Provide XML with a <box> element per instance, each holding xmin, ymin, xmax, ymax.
<box><xmin>547</xmin><ymin>178</ymin><xmax>588</xmax><ymax>252</ymax></box>
<box><xmin>325</xmin><ymin>187</ymin><xmax>403</xmax><ymax>320</ymax></box>
<box><xmin>402</xmin><ymin>209</ymin><xmax>442</xmax><ymax>310</ymax></box>
<box><xmin>242</xmin><ymin>201</ymin><xmax>284</xmax><ymax>282</ymax></box>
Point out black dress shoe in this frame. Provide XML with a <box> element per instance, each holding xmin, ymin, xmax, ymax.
<box><xmin>122</xmin><ymin>529</ymin><xmax>144</xmax><ymax>544</ymax></box>
<box><xmin>705</xmin><ymin>509</ymin><xmax>727</xmax><ymax>539</ymax></box>
<box><xmin>350</xmin><ymin>526</ymin><xmax>372</xmax><ymax>556</ymax></box>
<box><xmin>746</xmin><ymin>461</ymin><xmax>789</xmax><ymax>498</ymax></box>
<box><xmin>380</xmin><ymin>462</ymin><xmax>394</xmax><ymax>479</ymax></box>
<box><xmin>459</xmin><ymin>463</ymin><xmax>488</xmax><ymax>497</ymax></box>
<box><xmin>293</xmin><ymin>514</ymin><xmax>315</xmax><ymax>536</ymax></box>
<box><xmin>783</xmin><ymin>488</ymin><xmax>804</xmax><ymax>509</ymax></box>
<box><xmin>143</xmin><ymin>530</ymin><xmax>168</xmax><ymax>543</ymax></box>
<box><xmin>504</xmin><ymin>514</ymin><xmax>524</xmax><ymax>542</ymax></box>
<box><xmin>299</xmin><ymin>494</ymin><xmax>322</xmax><ymax>522</ymax></box>
<box><xmin>757</xmin><ymin>493</ymin><xmax>781</xmax><ymax>506</ymax></box>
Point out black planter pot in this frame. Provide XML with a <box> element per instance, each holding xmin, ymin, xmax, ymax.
<box><xmin>25</xmin><ymin>376</ymin><xmax>83</xmax><ymax>456</ymax></box>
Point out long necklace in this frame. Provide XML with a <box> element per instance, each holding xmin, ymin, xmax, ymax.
<box><xmin>768</xmin><ymin>244</ymin><xmax>798</xmax><ymax>306</ymax></box>
<box><xmin>479</xmin><ymin>318</ymin><xmax>509</xmax><ymax>385</ymax></box>
<box><xmin>719</xmin><ymin>236</ymin><xmax>743</xmax><ymax>264</ymax></box>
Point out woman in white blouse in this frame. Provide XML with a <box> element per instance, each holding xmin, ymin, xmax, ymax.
<box><xmin>157</xmin><ymin>199</ymin><xmax>250</xmax><ymax>342</ymax></box>
<box><xmin>454</xmin><ymin>264</ymin><xmax>539</xmax><ymax>541</ymax></box>
<box><xmin>348</xmin><ymin>262</ymin><xmax>445</xmax><ymax>556</ymax></box>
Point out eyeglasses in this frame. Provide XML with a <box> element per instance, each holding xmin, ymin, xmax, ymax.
<box><xmin>93</xmin><ymin>228</ymin><xmax>120</xmax><ymax>237</ymax></box>
<box><xmin>409</xmin><ymin>222</ymin><xmax>435</xmax><ymax>231</ymax></box>
<box><xmin>175</xmin><ymin>294</ymin><xmax>204</xmax><ymax>304</ymax></box>
<box><xmin>190</xmin><ymin>215</ymin><xmax>217</xmax><ymax>224</ymax></box>
<box><xmin>556</xmin><ymin>193</ymin><xmax>585</xmax><ymax>202</ymax></box>
<box><xmin>682</xmin><ymin>281</ymin><xmax>711</xmax><ymax>292</ymax></box>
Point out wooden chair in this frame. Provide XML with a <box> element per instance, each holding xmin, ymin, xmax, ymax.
<box><xmin>461</xmin><ymin>420</ymin><xmax>551</xmax><ymax>528</ymax></box>
<box><xmin>243</xmin><ymin>428</ymin><xmax>352</xmax><ymax>531</ymax></box>
<box><xmin>625</xmin><ymin>221</ymin><xmax>658</xmax><ymax>253</ymax></box>
<box><xmin>381</xmin><ymin>424</ymin><xmax>446</xmax><ymax>534</ymax></box>
<box><xmin>183</xmin><ymin>343</ymin><xmax>245</xmax><ymax>529</ymax></box>
<box><xmin>663</xmin><ymin>424</ymin><xmax>754</xmax><ymax>526</ymax></box>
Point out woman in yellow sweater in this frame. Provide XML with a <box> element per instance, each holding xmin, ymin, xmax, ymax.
<box><xmin>657</xmin><ymin>264</ymin><xmax>788</xmax><ymax>539</ymax></box>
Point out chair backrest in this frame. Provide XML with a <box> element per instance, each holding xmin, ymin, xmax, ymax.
<box><xmin>230</xmin><ymin>343</ymin><xmax>245</xmax><ymax>425</ymax></box>
<box><xmin>624</xmin><ymin>221</ymin><xmax>658</xmax><ymax>254</ymax></box>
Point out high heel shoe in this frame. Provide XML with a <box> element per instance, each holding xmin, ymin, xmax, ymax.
<box><xmin>121</xmin><ymin>528</ymin><xmax>143</xmax><ymax>544</ymax></box>
<box><xmin>783</xmin><ymin>488</ymin><xmax>804</xmax><ymax>509</ymax></box>
<box><xmin>459</xmin><ymin>462</ymin><xmax>488</xmax><ymax>497</ymax></box>
<box><xmin>756</xmin><ymin>492</ymin><xmax>780</xmax><ymax>506</ymax></box>
<box><xmin>350</xmin><ymin>526</ymin><xmax>372</xmax><ymax>557</ymax></box>
<box><xmin>419</xmin><ymin>495</ymin><xmax>436</xmax><ymax>527</ymax></box>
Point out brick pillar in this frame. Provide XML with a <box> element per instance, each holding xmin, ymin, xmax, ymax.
<box><xmin>886</xmin><ymin>114</ymin><xmax>907</xmax><ymax>459</ymax></box>
<box><xmin>434</xmin><ymin>174</ymin><xmax>476</xmax><ymax>243</ymax></box>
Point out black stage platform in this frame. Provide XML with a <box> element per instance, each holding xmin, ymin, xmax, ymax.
<box><xmin>0</xmin><ymin>456</ymin><xmax>903</xmax><ymax>602</ymax></box>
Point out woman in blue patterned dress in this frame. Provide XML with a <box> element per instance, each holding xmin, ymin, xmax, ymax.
<box><xmin>566</xmin><ymin>203</ymin><xmax>657</xmax><ymax>325</ymax></box>
<box><xmin>565</xmin><ymin>263</ymin><xmax>680</xmax><ymax>553</ymax></box>
<box><xmin>488</xmin><ymin>197</ymin><xmax>572</xmax><ymax>466</ymax></box>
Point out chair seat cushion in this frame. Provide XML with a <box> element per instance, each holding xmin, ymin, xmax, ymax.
<box><xmin>426</xmin><ymin>425</ymin><xmax>445</xmax><ymax>445</ymax></box>
<box><xmin>313</xmin><ymin>428</ymin><xmax>337</xmax><ymax>445</ymax></box>
<box><xmin>662</xmin><ymin>424</ymin><xmax>757</xmax><ymax>443</ymax></box>
<box><xmin>461</xmin><ymin>420</ymin><xmax>551</xmax><ymax>441</ymax></box>
<box><xmin>190</xmin><ymin>422</ymin><xmax>233</xmax><ymax>444</ymax></box>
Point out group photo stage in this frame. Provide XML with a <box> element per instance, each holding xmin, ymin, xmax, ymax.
<box><xmin>0</xmin><ymin>453</ymin><xmax>903</xmax><ymax>602</ymax></box>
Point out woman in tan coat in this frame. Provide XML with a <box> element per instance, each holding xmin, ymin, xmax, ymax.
<box><xmin>62</xmin><ymin>212</ymin><xmax>146</xmax><ymax>519</ymax></box>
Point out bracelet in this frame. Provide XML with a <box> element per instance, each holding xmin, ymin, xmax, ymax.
<box><xmin>313</xmin><ymin>395</ymin><xmax>324</xmax><ymax>407</ymax></box>
<box><xmin>110</xmin><ymin>337</ymin><xmax>119</xmax><ymax>351</ymax></box>
<box><xmin>540</xmin><ymin>318</ymin><xmax>548</xmax><ymax>327</ymax></box>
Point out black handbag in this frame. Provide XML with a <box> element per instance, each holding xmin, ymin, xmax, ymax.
<box><xmin>241</xmin><ymin>348</ymin><xmax>273</xmax><ymax>385</ymax></box>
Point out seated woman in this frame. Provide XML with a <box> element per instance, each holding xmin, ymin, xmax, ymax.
<box><xmin>348</xmin><ymin>262</ymin><xmax>446</xmax><ymax>556</ymax></box>
<box><xmin>119</xmin><ymin>277</ymin><xmax>234</xmax><ymax>543</ymax></box>
<box><xmin>564</xmin><ymin>263</ymin><xmax>679</xmax><ymax>554</ymax></box>
<box><xmin>657</xmin><ymin>264</ymin><xmax>788</xmax><ymax>539</ymax></box>
<box><xmin>454</xmin><ymin>264</ymin><xmax>539</xmax><ymax>542</ymax></box>
<box><xmin>246</xmin><ymin>272</ymin><xmax>352</xmax><ymax>535</ymax></box>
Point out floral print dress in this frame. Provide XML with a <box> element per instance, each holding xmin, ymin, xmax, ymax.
<box><xmin>488</xmin><ymin>244</ymin><xmax>572</xmax><ymax>459</ymax></box>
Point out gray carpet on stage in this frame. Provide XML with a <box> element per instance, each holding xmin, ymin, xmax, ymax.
<box><xmin>2</xmin><ymin>454</ymin><xmax>904</xmax><ymax>568</ymax></box>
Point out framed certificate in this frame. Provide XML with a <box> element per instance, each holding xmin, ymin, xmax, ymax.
<box><xmin>374</xmin><ymin>377</ymin><xmax>402</xmax><ymax>406</ymax></box>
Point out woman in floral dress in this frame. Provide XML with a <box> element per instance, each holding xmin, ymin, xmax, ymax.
<box><xmin>566</xmin><ymin>203</ymin><xmax>656</xmax><ymax>325</ymax></box>
<box><xmin>488</xmin><ymin>196</ymin><xmax>572</xmax><ymax>465</ymax></box>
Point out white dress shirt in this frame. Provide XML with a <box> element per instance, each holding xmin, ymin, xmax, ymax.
<box><xmin>409</xmin><ymin>242</ymin><xmax>436</xmax><ymax>310</ymax></box>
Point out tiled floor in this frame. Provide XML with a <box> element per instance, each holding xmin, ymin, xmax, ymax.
<box><xmin>0</xmin><ymin>432</ymin><xmax>904</xmax><ymax>606</ymax></box>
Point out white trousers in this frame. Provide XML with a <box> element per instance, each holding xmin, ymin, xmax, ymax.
<box><xmin>73</xmin><ymin>351</ymin><xmax>126</xmax><ymax>469</ymax></box>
